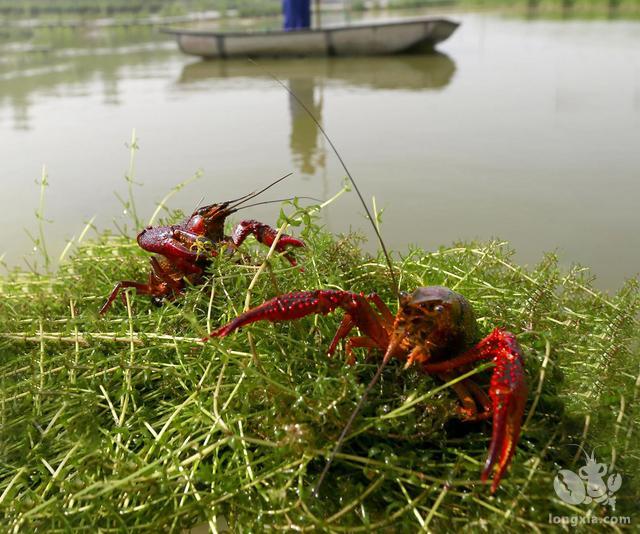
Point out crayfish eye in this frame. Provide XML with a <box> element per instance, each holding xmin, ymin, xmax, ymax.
<box><xmin>419</xmin><ymin>302</ymin><xmax>443</xmax><ymax>314</ymax></box>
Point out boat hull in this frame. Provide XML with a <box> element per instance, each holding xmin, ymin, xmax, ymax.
<box><xmin>164</xmin><ymin>18</ymin><xmax>459</xmax><ymax>59</ymax></box>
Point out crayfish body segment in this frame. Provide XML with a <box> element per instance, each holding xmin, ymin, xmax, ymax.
<box><xmin>208</xmin><ymin>285</ymin><xmax>527</xmax><ymax>493</ymax></box>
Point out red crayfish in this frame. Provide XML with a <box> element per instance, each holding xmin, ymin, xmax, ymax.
<box><xmin>206</xmin><ymin>286</ymin><xmax>527</xmax><ymax>493</ymax></box>
<box><xmin>99</xmin><ymin>175</ymin><xmax>305</xmax><ymax>314</ymax></box>
<box><xmin>196</xmin><ymin>80</ymin><xmax>529</xmax><ymax>494</ymax></box>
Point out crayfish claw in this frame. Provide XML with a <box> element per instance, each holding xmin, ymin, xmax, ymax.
<box><xmin>480</xmin><ymin>329</ymin><xmax>527</xmax><ymax>493</ymax></box>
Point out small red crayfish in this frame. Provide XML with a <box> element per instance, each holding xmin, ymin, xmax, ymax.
<box><xmin>206</xmin><ymin>285</ymin><xmax>527</xmax><ymax>493</ymax></box>
<box><xmin>99</xmin><ymin>176</ymin><xmax>304</xmax><ymax>314</ymax></box>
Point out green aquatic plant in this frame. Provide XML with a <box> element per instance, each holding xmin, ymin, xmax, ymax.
<box><xmin>0</xmin><ymin>198</ymin><xmax>638</xmax><ymax>531</ymax></box>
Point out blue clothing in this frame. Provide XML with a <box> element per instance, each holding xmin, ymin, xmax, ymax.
<box><xmin>283</xmin><ymin>0</ymin><xmax>311</xmax><ymax>31</ymax></box>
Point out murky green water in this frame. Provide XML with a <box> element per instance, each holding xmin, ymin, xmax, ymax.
<box><xmin>1</xmin><ymin>7</ymin><xmax>639</xmax><ymax>290</ymax></box>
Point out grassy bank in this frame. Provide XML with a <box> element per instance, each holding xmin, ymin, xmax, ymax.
<box><xmin>0</xmin><ymin>197</ymin><xmax>638</xmax><ymax>531</ymax></box>
<box><xmin>0</xmin><ymin>0</ymin><xmax>282</xmax><ymax>21</ymax></box>
<box><xmin>4</xmin><ymin>0</ymin><xmax>639</xmax><ymax>23</ymax></box>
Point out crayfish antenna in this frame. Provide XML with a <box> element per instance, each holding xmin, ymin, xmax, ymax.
<box><xmin>253</xmin><ymin>60</ymin><xmax>398</xmax><ymax>297</ymax></box>
<box><xmin>228</xmin><ymin>172</ymin><xmax>294</xmax><ymax>212</ymax></box>
<box><xmin>312</xmin><ymin>351</ymin><xmax>394</xmax><ymax>498</ymax></box>
<box><xmin>312</xmin><ymin>331</ymin><xmax>403</xmax><ymax>497</ymax></box>
<box><xmin>239</xmin><ymin>196</ymin><xmax>323</xmax><ymax>210</ymax></box>
<box><xmin>253</xmin><ymin>61</ymin><xmax>401</xmax><ymax>498</ymax></box>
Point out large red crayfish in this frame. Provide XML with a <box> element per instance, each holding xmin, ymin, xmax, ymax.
<box><xmin>206</xmin><ymin>285</ymin><xmax>527</xmax><ymax>493</ymax></box>
<box><xmin>99</xmin><ymin>176</ymin><xmax>304</xmax><ymax>314</ymax></box>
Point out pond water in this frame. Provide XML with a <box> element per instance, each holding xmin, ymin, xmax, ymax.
<box><xmin>1</xmin><ymin>7</ymin><xmax>639</xmax><ymax>291</ymax></box>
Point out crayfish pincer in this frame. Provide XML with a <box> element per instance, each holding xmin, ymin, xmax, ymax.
<box><xmin>206</xmin><ymin>286</ymin><xmax>527</xmax><ymax>493</ymax></box>
<box><xmin>99</xmin><ymin>175</ymin><xmax>304</xmax><ymax>314</ymax></box>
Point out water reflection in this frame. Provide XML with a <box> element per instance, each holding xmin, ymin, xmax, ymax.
<box><xmin>0</xmin><ymin>30</ymin><xmax>174</xmax><ymax>130</ymax></box>
<box><xmin>178</xmin><ymin>53</ymin><xmax>456</xmax><ymax>175</ymax></box>
<box><xmin>288</xmin><ymin>78</ymin><xmax>324</xmax><ymax>175</ymax></box>
<box><xmin>3</xmin><ymin>11</ymin><xmax>638</xmax><ymax>289</ymax></box>
<box><xmin>178</xmin><ymin>53</ymin><xmax>456</xmax><ymax>91</ymax></box>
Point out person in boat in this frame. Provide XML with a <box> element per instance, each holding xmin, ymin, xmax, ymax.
<box><xmin>283</xmin><ymin>0</ymin><xmax>311</xmax><ymax>31</ymax></box>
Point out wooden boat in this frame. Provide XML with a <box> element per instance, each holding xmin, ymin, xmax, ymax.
<box><xmin>162</xmin><ymin>17</ymin><xmax>459</xmax><ymax>59</ymax></box>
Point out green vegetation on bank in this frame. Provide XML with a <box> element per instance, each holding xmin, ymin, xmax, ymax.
<box><xmin>2</xmin><ymin>0</ymin><xmax>639</xmax><ymax>21</ymax></box>
<box><xmin>1</xmin><ymin>194</ymin><xmax>638</xmax><ymax>530</ymax></box>
<box><xmin>381</xmin><ymin>0</ymin><xmax>640</xmax><ymax>18</ymax></box>
<box><xmin>0</xmin><ymin>0</ymin><xmax>282</xmax><ymax>19</ymax></box>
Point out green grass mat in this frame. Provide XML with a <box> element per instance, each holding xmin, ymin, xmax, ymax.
<box><xmin>1</xmin><ymin>206</ymin><xmax>638</xmax><ymax>531</ymax></box>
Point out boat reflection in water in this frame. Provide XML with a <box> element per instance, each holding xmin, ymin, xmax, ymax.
<box><xmin>178</xmin><ymin>53</ymin><xmax>456</xmax><ymax>176</ymax></box>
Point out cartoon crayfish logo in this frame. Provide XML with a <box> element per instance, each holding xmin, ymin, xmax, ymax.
<box><xmin>553</xmin><ymin>450</ymin><xmax>623</xmax><ymax>510</ymax></box>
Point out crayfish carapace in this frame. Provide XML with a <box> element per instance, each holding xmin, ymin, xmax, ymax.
<box><xmin>206</xmin><ymin>285</ymin><xmax>527</xmax><ymax>493</ymax></box>
<box><xmin>99</xmin><ymin>174</ymin><xmax>305</xmax><ymax>314</ymax></box>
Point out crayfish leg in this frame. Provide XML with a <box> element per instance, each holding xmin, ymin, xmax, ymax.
<box><xmin>328</xmin><ymin>314</ymin><xmax>356</xmax><ymax>357</ymax></box>
<box><xmin>440</xmin><ymin>374</ymin><xmax>485</xmax><ymax>421</ymax></box>
<box><xmin>99</xmin><ymin>257</ymin><xmax>182</xmax><ymax>315</ymax></box>
<box><xmin>344</xmin><ymin>336</ymin><xmax>380</xmax><ymax>365</ymax></box>
<box><xmin>231</xmin><ymin>220</ymin><xmax>305</xmax><ymax>267</ymax></box>
<box><xmin>438</xmin><ymin>376</ymin><xmax>493</xmax><ymax>420</ymax></box>
<box><xmin>99</xmin><ymin>280</ymin><xmax>154</xmax><ymax>315</ymax></box>
<box><xmin>463</xmin><ymin>379</ymin><xmax>492</xmax><ymax>417</ymax></box>
<box><xmin>205</xmin><ymin>290</ymin><xmax>351</xmax><ymax>340</ymax></box>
